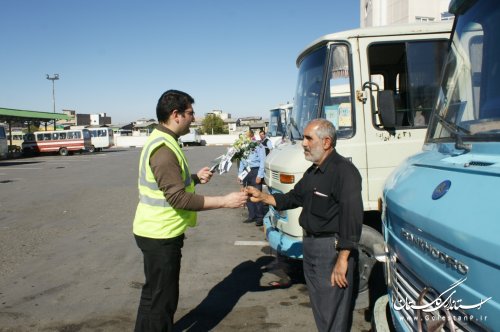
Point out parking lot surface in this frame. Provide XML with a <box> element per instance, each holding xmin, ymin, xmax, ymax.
<box><xmin>0</xmin><ymin>147</ymin><xmax>371</xmax><ymax>331</ymax></box>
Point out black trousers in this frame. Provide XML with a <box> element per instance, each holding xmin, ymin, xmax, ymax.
<box><xmin>302</xmin><ymin>236</ymin><xmax>357</xmax><ymax>332</ymax></box>
<box><xmin>242</xmin><ymin>167</ymin><xmax>264</xmax><ymax>221</ymax></box>
<box><xmin>134</xmin><ymin>234</ymin><xmax>185</xmax><ymax>332</ymax></box>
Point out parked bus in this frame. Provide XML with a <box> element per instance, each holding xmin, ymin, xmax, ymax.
<box><xmin>263</xmin><ymin>22</ymin><xmax>452</xmax><ymax>307</ymax></box>
<box><xmin>6</xmin><ymin>130</ymin><xmax>25</xmax><ymax>152</ymax></box>
<box><xmin>22</xmin><ymin>129</ymin><xmax>92</xmax><ymax>156</ymax></box>
<box><xmin>0</xmin><ymin>125</ymin><xmax>7</xmax><ymax>159</ymax></box>
<box><xmin>88</xmin><ymin>127</ymin><xmax>114</xmax><ymax>152</ymax></box>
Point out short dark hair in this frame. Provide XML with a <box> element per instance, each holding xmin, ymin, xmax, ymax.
<box><xmin>259</xmin><ymin>129</ymin><xmax>266</xmax><ymax>135</ymax></box>
<box><xmin>156</xmin><ymin>89</ymin><xmax>195</xmax><ymax>123</ymax></box>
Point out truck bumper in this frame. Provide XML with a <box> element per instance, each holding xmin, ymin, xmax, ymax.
<box><xmin>372</xmin><ymin>294</ymin><xmax>406</xmax><ymax>332</ymax></box>
<box><xmin>263</xmin><ymin>213</ymin><xmax>303</xmax><ymax>259</ymax></box>
<box><xmin>371</xmin><ymin>295</ymin><xmax>392</xmax><ymax>332</ymax></box>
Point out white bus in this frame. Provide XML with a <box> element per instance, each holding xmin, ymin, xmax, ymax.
<box><xmin>6</xmin><ymin>130</ymin><xmax>25</xmax><ymax>152</ymax></box>
<box><xmin>22</xmin><ymin>129</ymin><xmax>92</xmax><ymax>156</ymax></box>
<box><xmin>0</xmin><ymin>125</ymin><xmax>7</xmax><ymax>159</ymax></box>
<box><xmin>264</xmin><ymin>22</ymin><xmax>452</xmax><ymax>307</ymax></box>
<box><xmin>88</xmin><ymin>127</ymin><xmax>114</xmax><ymax>152</ymax></box>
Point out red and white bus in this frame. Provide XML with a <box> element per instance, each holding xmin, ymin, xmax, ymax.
<box><xmin>22</xmin><ymin>129</ymin><xmax>92</xmax><ymax>156</ymax></box>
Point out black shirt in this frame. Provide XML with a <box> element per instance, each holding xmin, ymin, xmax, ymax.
<box><xmin>273</xmin><ymin>150</ymin><xmax>363</xmax><ymax>250</ymax></box>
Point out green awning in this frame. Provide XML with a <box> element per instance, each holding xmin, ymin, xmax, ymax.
<box><xmin>0</xmin><ymin>107</ymin><xmax>70</xmax><ymax>122</ymax></box>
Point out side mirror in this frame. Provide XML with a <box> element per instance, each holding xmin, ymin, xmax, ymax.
<box><xmin>377</xmin><ymin>90</ymin><xmax>396</xmax><ymax>128</ymax></box>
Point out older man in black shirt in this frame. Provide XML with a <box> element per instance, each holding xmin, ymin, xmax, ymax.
<box><xmin>246</xmin><ymin>118</ymin><xmax>363</xmax><ymax>331</ymax></box>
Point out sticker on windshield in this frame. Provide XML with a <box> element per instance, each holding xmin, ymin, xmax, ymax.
<box><xmin>324</xmin><ymin>105</ymin><xmax>339</xmax><ymax>129</ymax></box>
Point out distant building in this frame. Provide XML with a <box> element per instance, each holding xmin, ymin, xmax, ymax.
<box><xmin>90</xmin><ymin>113</ymin><xmax>111</xmax><ymax>126</ymax></box>
<box><xmin>205</xmin><ymin>110</ymin><xmax>231</xmax><ymax>120</ymax></box>
<box><xmin>76</xmin><ymin>114</ymin><xmax>91</xmax><ymax>126</ymax></box>
<box><xmin>361</xmin><ymin>0</ymin><xmax>452</xmax><ymax>27</ymax></box>
<box><xmin>131</xmin><ymin>118</ymin><xmax>157</xmax><ymax>136</ymax></box>
<box><xmin>224</xmin><ymin>118</ymin><xmax>238</xmax><ymax>133</ymax></box>
<box><xmin>58</xmin><ymin>110</ymin><xmax>112</xmax><ymax>127</ymax></box>
<box><xmin>57</xmin><ymin>109</ymin><xmax>77</xmax><ymax>127</ymax></box>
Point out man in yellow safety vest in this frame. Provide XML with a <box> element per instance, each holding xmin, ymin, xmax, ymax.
<box><xmin>133</xmin><ymin>89</ymin><xmax>248</xmax><ymax>332</ymax></box>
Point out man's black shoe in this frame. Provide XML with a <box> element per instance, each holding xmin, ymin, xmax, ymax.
<box><xmin>255</xmin><ymin>220</ymin><xmax>263</xmax><ymax>226</ymax></box>
<box><xmin>243</xmin><ymin>218</ymin><xmax>255</xmax><ymax>224</ymax></box>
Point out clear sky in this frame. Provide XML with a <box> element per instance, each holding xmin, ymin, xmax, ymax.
<box><xmin>1</xmin><ymin>0</ymin><xmax>360</xmax><ymax>124</ymax></box>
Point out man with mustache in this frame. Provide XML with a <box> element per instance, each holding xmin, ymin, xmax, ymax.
<box><xmin>246</xmin><ymin>118</ymin><xmax>363</xmax><ymax>331</ymax></box>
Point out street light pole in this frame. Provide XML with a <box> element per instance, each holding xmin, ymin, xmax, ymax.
<box><xmin>46</xmin><ymin>74</ymin><xmax>59</xmax><ymax>130</ymax></box>
<box><xmin>46</xmin><ymin>74</ymin><xmax>59</xmax><ymax>113</ymax></box>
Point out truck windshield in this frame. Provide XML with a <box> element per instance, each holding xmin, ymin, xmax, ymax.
<box><xmin>428</xmin><ymin>0</ymin><xmax>500</xmax><ymax>143</ymax></box>
<box><xmin>291</xmin><ymin>44</ymin><xmax>353</xmax><ymax>139</ymax></box>
<box><xmin>269</xmin><ymin>108</ymin><xmax>284</xmax><ymax>137</ymax></box>
<box><xmin>290</xmin><ymin>46</ymin><xmax>327</xmax><ymax>139</ymax></box>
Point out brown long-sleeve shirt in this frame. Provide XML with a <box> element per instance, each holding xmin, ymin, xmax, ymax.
<box><xmin>149</xmin><ymin>125</ymin><xmax>205</xmax><ymax>210</ymax></box>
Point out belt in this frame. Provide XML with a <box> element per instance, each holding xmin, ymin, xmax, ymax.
<box><xmin>250</xmin><ymin>167</ymin><xmax>260</xmax><ymax>170</ymax></box>
<box><xmin>303</xmin><ymin>231</ymin><xmax>336</xmax><ymax>238</ymax></box>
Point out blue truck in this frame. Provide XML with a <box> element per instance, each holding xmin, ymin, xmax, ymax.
<box><xmin>377</xmin><ymin>0</ymin><xmax>500</xmax><ymax>330</ymax></box>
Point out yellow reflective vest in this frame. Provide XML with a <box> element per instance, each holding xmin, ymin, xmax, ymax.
<box><xmin>133</xmin><ymin>129</ymin><xmax>196</xmax><ymax>239</ymax></box>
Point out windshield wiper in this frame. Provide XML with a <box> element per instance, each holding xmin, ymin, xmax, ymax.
<box><xmin>288</xmin><ymin>119</ymin><xmax>303</xmax><ymax>142</ymax></box>
<box><xmin>436</xmin><ymin>114</ymin><xmax>472</xmax><ymax>152</ymax></box>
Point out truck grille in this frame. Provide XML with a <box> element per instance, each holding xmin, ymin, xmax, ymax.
<box><xmin>389</xmin><ymin>255</ymin><xmax>486</xmax><ymax>331</ymax></box>
<box><xmin>271</xmin><ymin>170</ymin><xmax>280</xmax><ymax>181</ymax></box>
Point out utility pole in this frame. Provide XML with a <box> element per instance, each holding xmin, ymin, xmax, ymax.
<box><xmin>46</xmin><ymin>74</ymin><xmax>59</xmax><ymax>130</ymax></box>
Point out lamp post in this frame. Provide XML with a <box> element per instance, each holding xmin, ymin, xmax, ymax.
<box><xmin>46</xmin><ymin>74</ymin><xmax>59</xmax><ymax>130</ymax></box>
<box><xmin>46</xmin><ymin>74</ymin><xmax>59</xmax><ymax>113</ymax></box>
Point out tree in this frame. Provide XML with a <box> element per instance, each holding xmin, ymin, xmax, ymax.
<box><xmin>201</xmin><ymin>114</ymin><xmax>228</xmax><ymax>134</ymax></box>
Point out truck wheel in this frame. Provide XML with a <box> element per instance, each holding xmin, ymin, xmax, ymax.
<box><xmin>355</xmin><ymin>224</ymin><xmax>385</xmax><ymax>309</ymax></box>
<box><xmin>59</xmin><ymin>147</ymin><xmax>69</xmax><ymax>156</ymax></box>
<box><xmin>88</xmin><ymin>145</ymin><xmax>95</xmax><ymax>153</ymax></box>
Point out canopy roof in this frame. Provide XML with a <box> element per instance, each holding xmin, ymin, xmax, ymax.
<box><xmin>0</xmin><ymin>107</ymin><xmax>70</xmax><ymax>122</ymax></box>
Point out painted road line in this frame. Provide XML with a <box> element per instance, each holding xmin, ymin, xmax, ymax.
<box><xmin>234</xmin><ymin>240</ymin><xmax>269</xmax><ymax>246</ymax></box>
<box><xmin>2</xmin><ymin>167</ymin><xmax>43</xmax><ymax>170</ymax></box>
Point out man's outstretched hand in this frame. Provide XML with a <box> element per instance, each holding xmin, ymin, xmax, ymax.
<box><xmin>245</xmin><ymin>186</ymin><xmax>264</xmax><ymax>203</ymax></box>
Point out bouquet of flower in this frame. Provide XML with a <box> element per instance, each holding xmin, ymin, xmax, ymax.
<box><xmin>210</xmin><ymin>135</ymin><xmax>260</xmax><ymax>174</ymax></box>
<box><xmin>231</xmin><ymin>135</ymin><xmax>260</xmax><ymax>161</ymax></box>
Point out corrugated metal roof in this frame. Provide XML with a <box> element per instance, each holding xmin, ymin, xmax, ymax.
<box><xmin>0</xmin><ymin>107</ymin><xmax>70</xmax><ymax>121</ymax></box>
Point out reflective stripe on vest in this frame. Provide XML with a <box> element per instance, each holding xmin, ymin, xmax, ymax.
<box><xmin>138</xmin><ymin>137</ymin><xmax>191</xmax><ymax>195</ymax></box>
<box><xmin>138</xmin><ymin>136</ymin><xmax>192</xmax><ymax>207</ymax></box>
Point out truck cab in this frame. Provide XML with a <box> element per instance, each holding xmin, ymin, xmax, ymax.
<box><xmin>379</xmin><ymin>0</ymin><xmax>500</xmax><ymax>330</ymax></box>
<box><xmin>268</xmin><ymin>103</ymin><xmax>292</xmax><ymax>148</ymax></box>
<box><xmin>179</xmin><ymin>128</ymin><xmax>202</xmax><ymax>146</ymax></box>
<box><xmin>264</xmin><ymin>22</ymin><xmax>452</xmax><ymax>305</ymax></box>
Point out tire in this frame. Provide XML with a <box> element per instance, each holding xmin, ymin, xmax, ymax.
<box><xmin>88</xmin><ymin>145</ymin><xmax>96</xmax><ymax>153</ymax></box>
<box><xmin>358</xmin><ymin>225</ymin><xmax>384</xmax><ymax>293</ymax></box>
<box><xmin>59</xmin><ymin>147</ymin><xmax>69</xmax><ymax>156</ymax></box>
<box><xmin>355</xmin><ymin>224</ymin><xmax>386</xmax><ymax>310</ymax></box>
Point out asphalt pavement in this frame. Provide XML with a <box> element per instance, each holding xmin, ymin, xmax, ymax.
<box><xmin>0</xmin><ymin>146</ymin><xmax>371</xmax><ymax>331</ymax></box>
